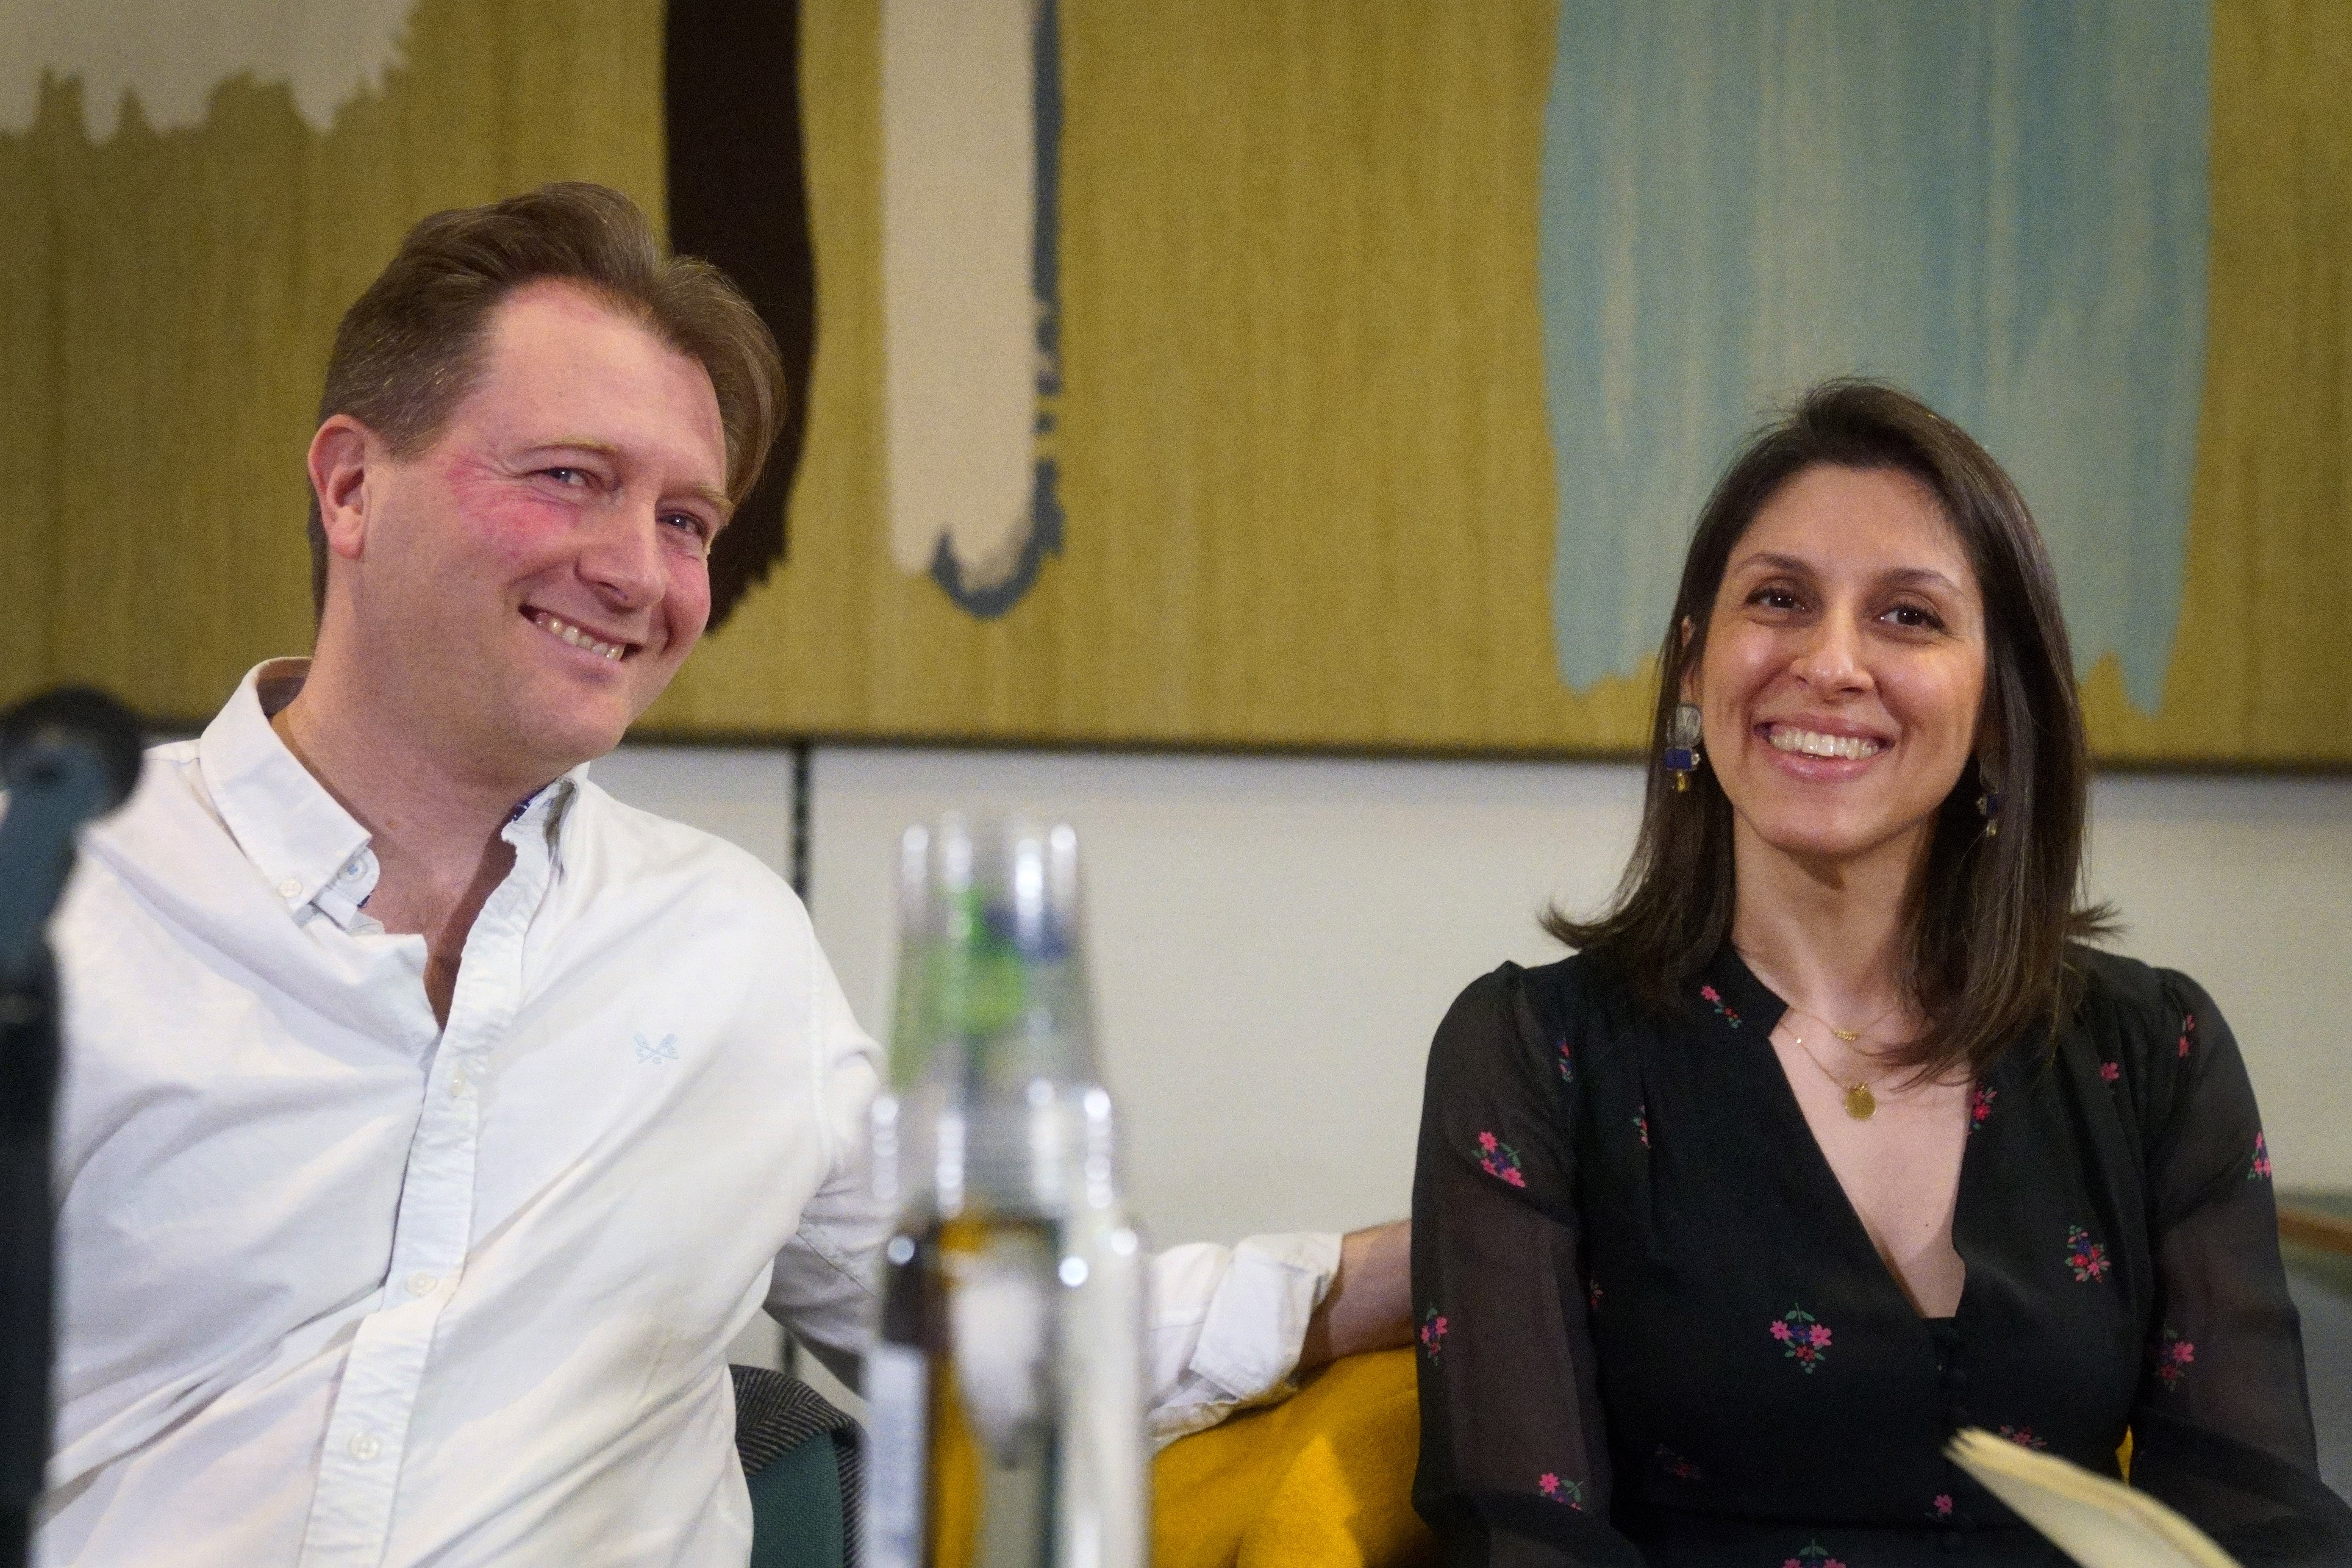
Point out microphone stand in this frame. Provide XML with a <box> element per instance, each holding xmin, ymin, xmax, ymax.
<box><xmin>0</xmin><ymin>688</ymin><xmax>143</xmax><ymax>1568</ymax></box>
<box><xmin>0</xmin><ymin>946</ymin><xmax>57</xmax><ymax>1567</ymax></box>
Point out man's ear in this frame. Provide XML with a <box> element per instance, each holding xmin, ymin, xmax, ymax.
<box><xmin>308</xmin><ymin>415</ymin><xmax>378</xmax><ymax>564</ymax></box>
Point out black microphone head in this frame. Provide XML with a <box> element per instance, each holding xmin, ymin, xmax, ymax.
<box><xmin>1</xmin><ymin>686</ymin><xmax>145</xmax><ymax>814</ymax></box>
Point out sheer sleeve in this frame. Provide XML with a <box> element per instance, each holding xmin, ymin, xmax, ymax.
<box><xmin>2127</xmin><ymin>971</ymin><xmax>2352</xmax><ymax>1563</ymax></box>
<box><xmin>1411</xmin><ymin>967</ymin><xmax>1644</xmax><ymax>1566</ymax></box>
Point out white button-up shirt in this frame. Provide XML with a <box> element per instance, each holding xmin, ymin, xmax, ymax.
<box><xmin>36</xmin><ymin>663</ymin><xmax>1335</xmax><ymax>1567</ymax></box>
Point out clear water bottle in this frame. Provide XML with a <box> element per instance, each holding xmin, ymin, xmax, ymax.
<box><xmin>863</xmin><ymin>817</ymin><xmax>1147</xmax><ymax>1568</ymax></box>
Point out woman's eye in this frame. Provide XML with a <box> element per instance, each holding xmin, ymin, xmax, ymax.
<box><xmin>1883</xmin><ymin>602</ymin><xmax>1944</xmax><ymax>630</ymax></box>
<box><xmin>1749</xmin><ymin>586</ymin><xmax>1802</xmax><ymax>612</ymax></box>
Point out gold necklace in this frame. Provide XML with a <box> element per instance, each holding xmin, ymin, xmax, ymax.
<box><xmin>1784</xmin><ymin>1026</ymin><xmax>1890</xmax><ymax>1121</ymax></box>
<box><xmin>1736</xmin><ymin>953</ymin><xmax>1906</xmax><ymax>1121</ymax></box>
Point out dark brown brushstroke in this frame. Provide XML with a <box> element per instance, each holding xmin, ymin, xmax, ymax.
<box><xmin>664</xmin><ymin>0</ymin><xmax>814</xmax><ymax>631</ymax></box>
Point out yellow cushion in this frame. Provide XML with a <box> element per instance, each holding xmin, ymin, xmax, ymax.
<box><xmin>1151</xmin><ymin>1348</ymin><xmax>1440</xmax><ymax>1568</ymax></box>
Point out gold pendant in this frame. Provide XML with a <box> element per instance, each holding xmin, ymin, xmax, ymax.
<box><xmin>1830</xmin><ymin>1027</ymin><xmax>1860</xmax><ymax>1042</ymax></box>
<box><xmin>1842</xmin><ymin>1082</ymin><xmax>1877</xmax><ymax>1121</ymax></box>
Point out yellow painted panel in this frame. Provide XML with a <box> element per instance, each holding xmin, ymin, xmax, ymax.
<box><xmin>2082</xmin><ymin>0</ymin><xmax>2352</xmax><ymax>763</ymax></box>
<box><xmin>6</xmin><ymin>0</ymin><xmax>2351</xmax><ymax>765</ymax></box>
<box><xmin>653</xmin><ymin>0</ymin><xmax>1658</xmax><ymax>752</ymax></box>
<box><xmin>0</xmin><ymin>0</ymin><xmax>665</xmax><ymax>718</ymax></box>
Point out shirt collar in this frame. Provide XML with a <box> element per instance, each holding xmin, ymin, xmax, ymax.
<box><xmin>200</xmin><ymin>660</ymin><xmax>376</xmax><ymax>916</ymax></box>
<box><xmin>198</xmin><ymin>658</ymin><xmax>592</xmax><ymax>919</ymax></box>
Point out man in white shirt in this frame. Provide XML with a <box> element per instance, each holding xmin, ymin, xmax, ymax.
<box><xmin>36</xmin><ymin>183</ymin><xmax>1406</xmax><ymax>1565</ymax></box>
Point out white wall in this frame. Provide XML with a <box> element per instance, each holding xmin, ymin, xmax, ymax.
<box><xmin>591</xmin><ymin>745</ymin><xmax>2352</xmax><ymax>1257</ymax></box>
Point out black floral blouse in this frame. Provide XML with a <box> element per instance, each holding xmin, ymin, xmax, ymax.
<box><xmin>1410</xmin><ymin>943</ymin><xmax>2352</xmax><ymax>1566</ymax></box>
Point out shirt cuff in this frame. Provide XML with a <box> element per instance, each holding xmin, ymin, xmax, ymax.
<box><xmin>1146</xmin><ymin>1229</ymin><xmax>1342</xmax><ymax>1448</ymax></box>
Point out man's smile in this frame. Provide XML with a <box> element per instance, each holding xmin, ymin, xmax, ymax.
<box><xmin>524</xmin><ymin>607</ymin><xmax>639</xmax><ymax>662</ymax></box>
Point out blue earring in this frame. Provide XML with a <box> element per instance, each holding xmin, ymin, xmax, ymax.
<box><xmin>1666</xmin><ymin>702</ymin><xmax>1704</xmax><ymax>792</ymax></box>
<box><xmin>1976</xmin><ymin>765</ymin><xmax>2004</xmax><ymax>837</ymax></box>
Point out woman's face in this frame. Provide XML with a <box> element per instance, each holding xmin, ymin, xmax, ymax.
<box><xmin>1690</xmin><ymin>464</ymin><xmax>1988</xmax><ymax>870</ymax></box>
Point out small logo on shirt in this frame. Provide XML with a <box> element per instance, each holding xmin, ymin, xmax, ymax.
<box><xmin>634</xmin><ymin>1032</ymin><xmax>680</xmax><ymax>1065</ymax></box>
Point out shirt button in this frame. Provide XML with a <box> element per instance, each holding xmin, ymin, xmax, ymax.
<box><xmin>342</xmin><ymin>858</ymin><xmax>365</xmax><ymax>881</ymax></box>
<box><xmin>348</xmin><ymin>1430</ymin><xmax>382</xmax><ymax>1461</ymax></box>
<box><xmin>1943</xmin><ymin>1367</ymin><xmax>1969</xmax><ymax>1392</ymax></box>
<box><xmin>449</xmin><ymin>1069</ymin><xmax>469</xmax><ymax>1096</ymax></box>
<box><xmin>276</xmin><ymin>878</ymin><xmax>303</xmax><ymax>899</ymax></box>
<box><xmin>406</xmin><ymin>1271</ymin><xmax>438</xmax><ymax>1298</ymax></box>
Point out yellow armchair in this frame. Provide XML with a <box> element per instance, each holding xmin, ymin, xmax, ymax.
<box><xmin>1151</xmin><ymin>1348</ymin><xmax>1439</xmax><ymax>1568</ymax></box>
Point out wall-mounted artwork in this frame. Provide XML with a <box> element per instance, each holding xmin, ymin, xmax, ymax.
<box><xmin>5</xmin><ymin>1</ymin><xmax>2349</xmax><ymax>764</ymax></box>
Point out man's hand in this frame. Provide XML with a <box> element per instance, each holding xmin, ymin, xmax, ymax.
<box><xmin>1298</xmin><ymin>1219</ymin><xmax>1412</xmax><ymax>1371</ymax></box>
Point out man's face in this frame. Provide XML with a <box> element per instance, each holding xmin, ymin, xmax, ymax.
<box><xmin>325</xmin><ymin>281</ymin><xmax>729</xmax><ymax>778</ymax></box>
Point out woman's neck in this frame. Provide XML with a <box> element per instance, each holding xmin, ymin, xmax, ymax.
<box><xmin>1728</xmin><ymin>813</ymin><xmax>1928</xmax><ymax>1028</ymax></box>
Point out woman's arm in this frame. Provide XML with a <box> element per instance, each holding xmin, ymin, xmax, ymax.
<box><xmin>2127</xmin><ymin>972</ymin><xmax>2352</xmax><ymax>1564</ymax></box>
<box><xmin>1411</xmin><ymin>968</ymin><xmax>1644</xmax><ymax>1566</ymax></box>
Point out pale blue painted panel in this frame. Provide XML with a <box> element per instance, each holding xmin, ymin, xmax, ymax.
<box><xmin>1541</xmin><ymin>1</ymin><xmax>2209</xmax><ymax>710</ymax></box>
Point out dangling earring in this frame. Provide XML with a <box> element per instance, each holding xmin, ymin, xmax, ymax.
<box><xmin>1666</xmin><ymin>702</ymin><xmax>1704</xmax><ymax>793</ymax></box>
<box><xmin>1976</xmin><ymin>764</ymin><xmax>2004</xmax><ymax>838</ymax></box>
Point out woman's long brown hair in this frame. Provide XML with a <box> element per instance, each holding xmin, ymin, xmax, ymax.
<box><xmin>1546</xmin><ymin>379</ymin><xmax>2113</xmax><ymax>1079</ymax></box>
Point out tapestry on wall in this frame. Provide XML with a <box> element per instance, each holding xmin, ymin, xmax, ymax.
<box><xmin>4</xmin><ymin>1</ymin><xmax>2348</xmax><ymax>764</ymax></box>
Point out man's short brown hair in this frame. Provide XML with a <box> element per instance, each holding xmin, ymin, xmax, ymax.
<box><xmin>306</xmin><ymin>181</ymin><xmax>785</xmax><ymax>619</ymax></box>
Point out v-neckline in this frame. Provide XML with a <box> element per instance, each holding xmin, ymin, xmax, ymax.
<box><xmin>1702</xmin><ymin>944</ymin><xmax>1980</xmax><ymax>1325</ymax></box>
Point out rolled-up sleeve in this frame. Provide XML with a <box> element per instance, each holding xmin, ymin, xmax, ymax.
<box><xmin>1144</xmin><ymin>1231</ymin><xmax>1341</xmax><ymax>1447</ymax></box>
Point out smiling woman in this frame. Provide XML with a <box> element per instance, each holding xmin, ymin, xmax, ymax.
<box><xmin>1550</xmin><ymin>380</ymin><xmax>2107</xmax><ymax>1085</ymax></box>
<box><xmin>1409</xmin><ymin>380</ymin><xmax>2352</xmax><ymax>1565</ymax></box>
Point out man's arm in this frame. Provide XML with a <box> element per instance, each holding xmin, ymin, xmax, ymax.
<box><xmin>1299</xmin><ymin>1219</ymin><xmax>1413</xmax><ymax>1371</ymax></box>
<box><xmin>1144</xmin><ymin>1219</ymin><xmax>1412</xmax><ymax>1447</ymax></box>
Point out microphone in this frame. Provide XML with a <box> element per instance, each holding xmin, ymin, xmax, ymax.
<box><xmin>0</xmin><ymin>688</ymin><xmax>139</xmax><ymax>1565</ymax></box>
<box><xmin>0</xmin><ymin>688</ymin><xmax>144</xmax><ymax>985</ymax></box>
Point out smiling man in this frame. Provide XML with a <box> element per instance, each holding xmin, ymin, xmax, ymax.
<box><xmin>38</xmin><ymin>185</ymin><xmax>1404</xmax><ymax>1567</ymax></box>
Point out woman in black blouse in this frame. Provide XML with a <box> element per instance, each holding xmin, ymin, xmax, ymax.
<box><xmin>1411</xmin><ymin>380</ymin><xmax>2352</xmax><ymax>1565</ymax></box>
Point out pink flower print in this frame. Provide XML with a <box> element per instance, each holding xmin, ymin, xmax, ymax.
<box><xmin>1784</xmin><ymin>1545</ymin><xmax>1847</xmax><ymax>1568</ymax></box>
<box><xmin>1538</xmin><ymin>1471</ymin><xmax>1586</xmax><ymax>1510</ymax></box>
<box><xmin>2099</xmin><ymin>1060</ymin><xmax>2121</xmax><ymax>1084</ymax></box>
<box><xmin>1772</xmin><ymin>1304</ymin><xmax>1831</xmax><ymax>1372</ymax></box>
<box><xmin>1475</xmin><ymin>1132</ymin><xmax>1526</xmax><ymax>1188</ymax></box>
<box><xmin>1633</xmin><ymin>1106</ymin><xmax>1651</xmax><ymax>1149</ymax></box>
<box><xmin>1930</xmin><ymin>1494</ymin><xmax>1955</xmax><ymax>1521</ymax></box>
<box><xmin>1998</xmin><ymin>1425</ymin><xmax>2049</xmax><ymax>1450</ymax></box>
<box><xmin>2152</xmin><ymin>1329</ymin><xmax>2195</xmax><ymax>1391</ymax></box>
<box><xmin>2249</xmin><ymin>1132</ymin><xmax>2272</xmax><ymax>1182</ymax></box>
<box><xmin>1655</xmin><ymin>1445</ymin><xmax>1702</xmax><ymax>1481</ymax></box>
<box><xmin>1969</xmin><ymin>1085</ymin><xmax>1997</xmax><ymax>1133</ymax></box>
<box><xmin>1555</xmin><ymin>1037</ymin><xmax>1574</xmax><ymax>1084</ymax></box>
<box><xmin>2066</xmin><ymin>1224</ymin><xmax>2111</xmax><ymax>1283</ymax></box>
<box><xmin>2179</xmin><ymin>1012</ymin><xmax>2197</xmax><ymax>1059</ymax></box>
<box><xmin>1699</xmin><ymin>984</ymin><xmax>1743</xmax><ymax>1028</ymax></box>
<box><xmin>1419</xmin><ymin>1308</ymin><xmax>1449</xmax><ymax>1359</ymax></box>
<box><xmin>1587</xmin><ymin>1279</ymin><xmax>1603</xmax><ymax>1310</ymax></box>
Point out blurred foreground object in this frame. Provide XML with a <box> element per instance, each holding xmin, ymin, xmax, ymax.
<box><xmin>1949</xmin><ymin>1428</ymin><xmax>2235</xmax><ymax>1568</ymax></box>
<box><xmin>0</xmin><ymin>688</ymin><xmax>142</xmax><ymax>1568</ymax></box>
<box><xmin>864</xmin><ymin>817</ymin><xmax>1145</xmax><ymax>1568</ymax></box>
